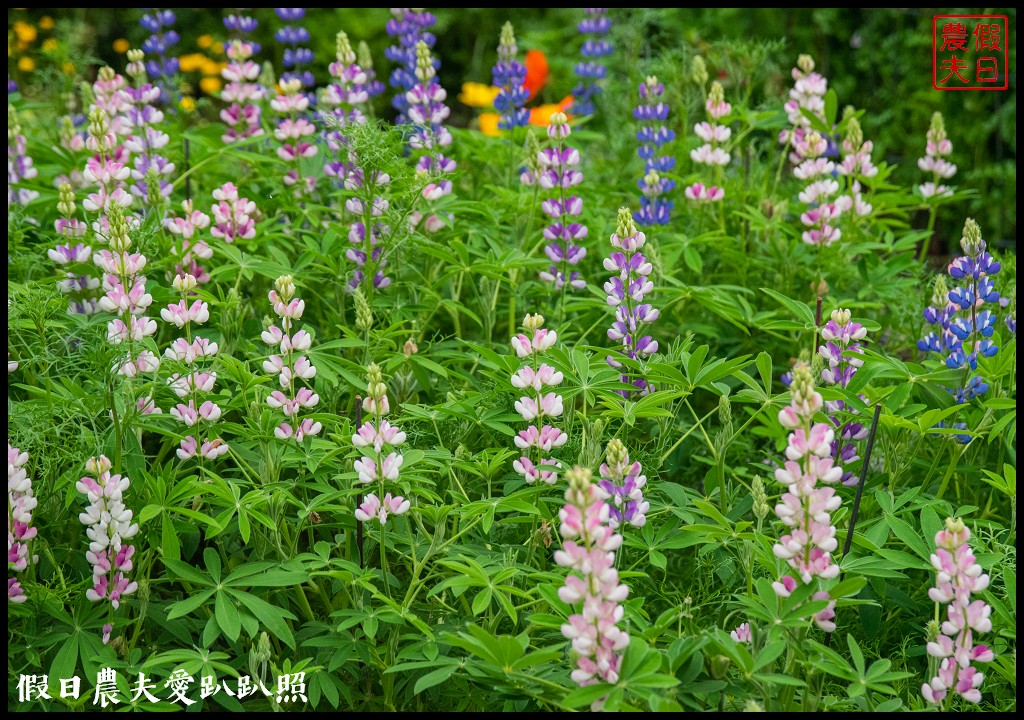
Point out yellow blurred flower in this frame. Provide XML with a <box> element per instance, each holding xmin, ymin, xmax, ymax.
<box><xmin>478</xmin><ymin>112</ymin><xmax>501</xmax><ymax>137</ymax></box>
<box><xmin>199</xmin><ymin>76</ymin><xmax>222</xmax><ymax>95</ymax></box>
<box><xmin>458</xmin><ymin>82</ymin><xmax>500</xmax><ymax>108</ymax></box>
<box><xmin>13</xmin><ymin>21</ymin><xmax>37</xmax><ymax>44</ymax></box>
<box><xmin>17</xmin><ymin>56</ymin><xmax>35</xmax><ymax>72</ymax></box>
<box><xmin>180</xmin><ymin>96</ymin><xmax>196</xmax><ymax>113</ymax></box>
<box><xmin>197</xmin><ymin>34</ymin><xmax>214</xmax><ymax>49</ymax></box>
<box><xmin>39</xmin><ymin>16</ymin><xmax>55</xmax><ymax>30</ymax></box>
<box><xmin>200</xmin><ymin>58</ymin><xmax>226</xmax><ymax>76</ymax></box>
<box><xmin>211</xmin><ymin>42</ymin><xmax>225</xmax><ymax>55</ymax></box>
<box><xmin>62</xmin><ymin>61</ymin><xmax>76</xmax><ymax>75</ymax></box>
<box><xmin>42</xmin><ymin>38</ymin><xmax>58</xmax><ymax>51</ymax></box>
<box><xmin>112</xmin><ymin>38</ymin><xmax>130</xmax><ymax>54</ymax></box>
<box><xmin>179</xmin><ymin>53</ymin><xmax>207</xmax><ymax>73</ymax></box>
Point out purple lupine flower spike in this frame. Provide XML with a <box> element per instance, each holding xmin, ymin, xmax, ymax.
<box><xmin>77</xmin><ymin>454</ymin><xmax>140</xmax><ymax>640</ymax></box>
<box><xmin>818</xmin><ymin>308</ymin><xmax>869</xmax><ymax>486</ymax></box>
<box><xmin>353</xmin><ymin>363</ymin><xmax>410</xmax><ymax>526</ymax></box>
<box><xmin>511</xmin><ymin>313</ymin><xmax>566</xmax><ymax>485</ymax></box>
<box><xmin>8</xmin><ymin>443</ymin><xmax>37</xmax><ymax>603</ymax></box>
<box><xmin>221</xmin><ymin>9</ymin><xmax>265</xmax><ymax>145</ymax></box>
<box><xmin>834</xmin><ymin>112</ymin><xmax>876</xmax><ymax>217</ymax></box>
<box><xmin>596</xmin><ymin>439</ymin><xmax>649</xmax><ymax>529</ymax></box>
<box><xmin>123</xmin><ymin>49</ymin><xmax>175</xmax><ymax>205</ymax></box>
<box><xmin>275</xmin><ymin>8</ymin><xmax>315</xmax><ymax>101</ymax></box>
<box><xmin>407</xmin><ymin>41</ymin><xmax>455</xmax><ymax>234</ymax></box>
<box><xmin>386</xmin><ymin>8</ymin><xmax>437</xmax><ymax>124</ymax></box>
<box><xmin>555</xmin><ymin>466</ymin><xmax>630</xmax><ymax>699</ymax></box>
<box><xmin>538</xmin><ymin>112</ymin><xmax>586</xmax><ymax>290</ymax></box>
<box><xmin>48</xmin><ymin>183</ymin><xmax>100</xmax><ymax>315</ymax></box>
<box><xmin>492</xmin><ymin>22</ymin><xmax>529</xmax><ymax>130</ymax></box>
<box><xmin>570</xmin><ymin>8</ymin><xmax>612</xmax><ymax>116</ymax></box>
<box><xmin>271</xmin><ymin>77</ymin><xmax>317</xmax><ymax>197</ymax></box>
<box><xmin>8</xmin><ymin>103</ymin><xmax>39</xmax><ymax>206</ymax></box>
<box><xmin>771</xmin><ymin>363</ymin><xmax>841</xmax><ymax>633</ymax></box>
<box><xmin>919</xmin><ymin>219</ymin><xmax>1001</xmax><ymax>422</ymax></box>
<box><xmin>323</xmin><ymin>31</ymin><xmax>371</xmax><ymax>185</ymax></box>
<box><xmin>686</xmin><ymin>80</ymin><xmax>730</xmax><ymax>204</ymax></box>
<box><xmin>604</xmin><ymin>208</ymin><xmax>658</xmax><ymax>396</ymax></box>
<box><xmin>263</xmin><ymin>275</ymin><xmax>322</xmax><ymax>442</ymax></box>
<box><xmin>634</xmin><ymin>76</ymin><xmax>675</xmax><ymax>224</ymax></box>
<box><xmin>779</xmin><ymin>54</ymin><xmax>828</xmax><ymax>167</ymax></box>
<box><xmin>918</xmin><ymin>112</ymin><xmax>956</xmax><ymax>199</ymax></box>
<box><xmin>921</xmin><ymin>518</ymin><xmax>994</xmax><ymax>704</ymax></box>
<box><xmin>140</xmin><ymin>9</ymin><xmax>179</xmax><ymax>88</ymax></box>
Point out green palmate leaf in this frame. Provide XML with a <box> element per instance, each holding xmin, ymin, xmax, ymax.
<box><xmin>413</xmin><ymin>663</ymin><xmax>459</xmax><ymax>695</ymax></box>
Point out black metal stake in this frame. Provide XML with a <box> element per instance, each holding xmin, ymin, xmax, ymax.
<box><xmin>843</xmin><ymin>403</ymin><xmax>883</xmax><ymax>559</ymax></box>
<box><xmin>824</xmin><ymin>403</ymin><xmax>882</xmax><ymax>648</ymax></box>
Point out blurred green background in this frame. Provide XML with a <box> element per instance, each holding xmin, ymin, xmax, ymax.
<box><xmin>8</xmin><ymin>7</ymin><xmax>1016</xmax><ymax>250</ymax></box>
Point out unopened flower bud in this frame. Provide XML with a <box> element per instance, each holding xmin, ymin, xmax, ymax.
<box><xmin>615</xmin><ymin>207</ymin><xmax>637</xmax><ymax>239</ymax></box>
<box><xmin>691</xmin><ymin>56</ymin><xmax>708</xmax><ymax>86</ymax></box>
<box><xmin>960</xmin><ymin>218</ymin><xmax>984</xmax><ymax>256</ymax></box>
<box><xmin>353</xmin><ymin>288</ymin><xmax>373</xmax><ymax>331</ymax></box>
<box><xmin>797</xmin><ymin>54</ymin><xmax>815</xmax><ymax>75</ymax></box>
<box><xmin>752</xmin><ymin>475</ymin><xmax>769</xmax><ymax>521</ymax></box>
<box><xmin>718</xmin><ymin>393</ymin><xmax>732</xmax><ymax>426</ymax></box>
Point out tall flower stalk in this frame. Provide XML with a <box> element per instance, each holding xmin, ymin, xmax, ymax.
<box><xmin>95</xmin><ymin>202</ymin><xmax>161</xmax><ymax>392</ymax></box>
<box><xmin>917</xmin><ymin>112</ymin><xmax>956</xmax><ymax>201</ymax></box>
<box><xmin>571</xmin><ymin>8</ymin><xmax>612</xmax><ymax>117</ymax></box>
<box><xmin>555</xmin><ymin>465</ymin><xmax>630</xmax><ymax>694</ymax></box>
<box><xmin>818</xmin><ymin>309</ymin><xmax>868</xmax><ymax>486</ymax></box>
<box><xmin>834</xmin><ymin>111</ymin><xmax>875</xmax><ymax>218</ymax></box>
<box><xmin>323</xmin><ymin>30</ymin><xmax>370</xmax><ymax>182</ymax></box>
<box><xmin>596</xmin><ymin>439</ymin><xmax>648</xmax><ymax>529</ymax></box>
<box><xmin>918</xmin><ymin>219</ymin><xmax>1001</xmax><ymax>407</ymax></box>
<box><xmin>220</xmin><ymin>37</ymin><xmax>265</xmax><ymax>144</ymax></box>
<box><xmin>139</xmin><ymin>9</ymin><xmax>179</xmax><ymax>90</ymax></box>
<box><xmin>353</xmin><ymin>364</ymin><xmax>410</xmax><ymax>525</ymax></box>
<box><xmin>275</xmin><ymin>8</ymin><xmax>314</xmax><ymax>100</ymax></box>
<box><xmin>407</xmin><ymin>41</ymin><xmax>455</xmax><ymax>234</ymax></box>
<box><xmin>634</xmin><ymin>76</ymin><xmax>675</xmax><ymax>223</ymax></box>
<box><xmin>385</xmin><ymin>8</ymin><xmax>437</xmax><ymax>124</ymax></box>
<box><xmin>82</xmin><ymin>103</ymin><xmax>132</xmax><ymax>218</ymax></box>
<box><xmin>210</xmin><ymin>181</ymin><xmax>257</xmax><ymax>245</ymax></box>
<box><xmin>511</xmin><ymin>314</ymin><xmax>565</xmax><ymax>485</ymax></box>
<box><xmin>604</xmin><ymin>208</ymin><xmax>658</xmax><ymax>396</ymax></box>
<box><xmin>685</xmin><ymin>80</ymin><xmax>729</xmax><ymax>204</ymax></box>
<box><xmin>262</xmin><ymin>275</ymin><xmax>321</xmax><ymax>442</ymax></box>
<box><xmin>779</xmin><ymin>54</ymin><xmax>827</xmax><ymax>168</ymax></box>
<box><xmin>795</xmin><ymin>129</ymin><xmax>843</xmax><ymax>247</ymax></box>
<box><xmin>8</xmin><ymin>102</ymin><xmax>39</xmax><ymax>206</ymax></box>
<box><xmin>49</xmin><ymin>183</ymin><xmax>100</xmax><ymax>314</ymax></box>
<box><xmin>493</xmin><ymin>22</ymin><xmax>529</xmax><ymax>130</ymax></box>
<box><xmin>165</xmin><ymin>199</ymin><xmax>213</xmax><ymax>284</ymax></box>
<box><xmin>771</xmin><ymin>362</ymin><xmax>841</xmax><ymax>632</ymax></box>
<box><xmin>8</xmin><ymin>443</ymin><xmax>37</xmax><ymax>603</ymax></box>
<box><xmin>77</xmin><ymin>455</ymin><xmax>139</xmax><ymax>642</ymax></box>
<box><xmin>164</xmin><ymin>273</ymin><xmax>227</xmax><ymax>462</ymax></box>
<box><xmin>271</xmin><ymin>78</ymin><xmax>317</xmax><ymax>198</ymax></box>
<box><xmin>539</xmin><ymin>112</ymin><xmax>586</xmax><ymax>293</ymax></box>
<box><xmin>123</xmin><ymin>49</ymin><xmax>174</xmax><ymax>207</ymax></box>
<box><xmin>921</xmin><ymin>518</ymin><xmax>993</xmax><ymax>706</ymax></box>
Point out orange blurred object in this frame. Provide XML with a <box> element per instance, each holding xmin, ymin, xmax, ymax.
<box><xmin>529</xmin><ymin>95</ymin><xmax>573</xmax><ymax>127</ymax></box>
<box><xmin>523</xmin><ymin>49</ymin><xmax>549</xmax><ymax>101</ymax></box>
